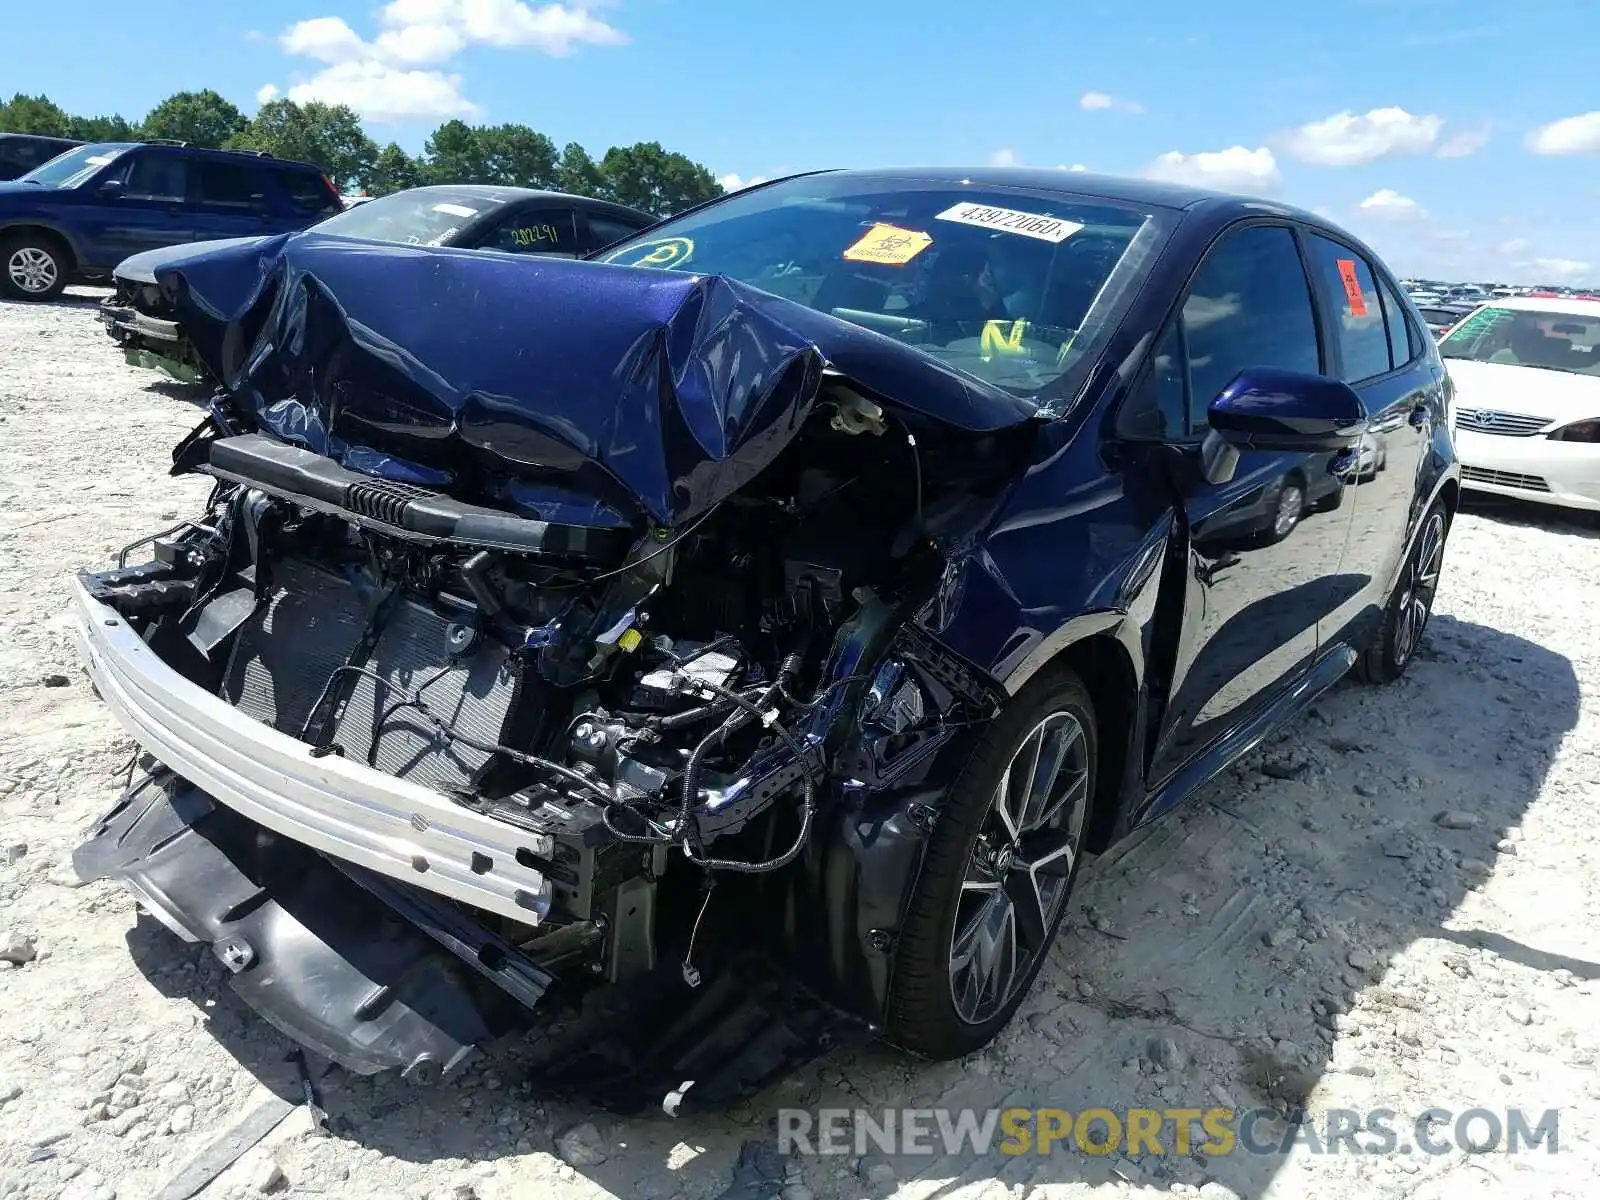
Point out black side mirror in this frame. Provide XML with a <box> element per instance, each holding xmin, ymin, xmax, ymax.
<box><xmin>96</xmin><ymin>178</ymin><xmax>124</xmax><ymax>199</ymax></box>
<box><xmin>1207</xmin><ymin>367</ymin><xmax>1368</xmax><ymax>452</ymax></box>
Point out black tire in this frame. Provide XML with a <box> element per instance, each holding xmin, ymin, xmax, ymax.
<box><xmin>887</xmin><ymin>665</ymin><xmax>1097</xmax><ymax>1059</ymax></box>
<box><xmin>1354</xmin><ymin>500</ymin><xmax>1450</xmax><ymax>684</ymax></box>
<box><xmin>1</xmin><ymin>232</ymin><xmax>68</xmax><ymax>301</ymax></box>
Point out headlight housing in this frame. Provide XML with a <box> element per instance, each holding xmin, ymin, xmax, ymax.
<box><xmin>1548</xmin><ymin>418</ymin><xmax>1600</xmax><ymax>443</ymax></box>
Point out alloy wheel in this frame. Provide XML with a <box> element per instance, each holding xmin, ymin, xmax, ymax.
<box><xmin>1272</xmin><ymin>483</ymin><xmax>1304</xmax><ymax>539</ymax></box>
<box><xmin>7</xmin><ymin>247</ymin><xmax>59</xmax><ymax>295</ymax></box>
<box><xmin>949</xmin><ymin>710</ymin><xmax>1091</xmax><ymax>1025</ymax></box>
<box><xmin>1393</xmin><ymin>511</ymin><xmax>1445</xmax><ymax>667</ymax></box>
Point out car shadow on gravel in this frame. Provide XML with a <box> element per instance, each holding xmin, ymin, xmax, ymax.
<box><xmin>116</xmin><ymin>613</ymin><xmax>1579</xmax><ymax>1200</ymax></box>
<box><xmin>1460</xmin><ymin>492</ymin><xmax>1599</xmax><ymax>539</ymax></box>
<box><xmin>141</xmin><ymin>377</ymin><xmax>211</xmax><ymax>405</ymax></box>
<box><xmin>1</xmin><ymin>287</ymin><xmax>107</xmax><ymax>310</ymax></box>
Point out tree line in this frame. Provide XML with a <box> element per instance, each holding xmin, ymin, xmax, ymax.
<box><xmin>0</xmin><ymin>90</ymin><xmax>724</xmax><ymax>216</ymax></box>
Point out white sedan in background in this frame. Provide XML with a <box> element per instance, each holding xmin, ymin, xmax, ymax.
<box><xmin>1441</xmin><ymin>296</ymin><xmax>1600</xmax><ymax>513</ymax></box>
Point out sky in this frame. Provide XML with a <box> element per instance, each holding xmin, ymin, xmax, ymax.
<box><xmin>9</xmin><ymin>0</ymin><xmax>1600</xmax><ymax>284</ymax></box>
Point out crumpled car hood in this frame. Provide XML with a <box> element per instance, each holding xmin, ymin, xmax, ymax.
<box><xmin>153</xmin><ymin>232</ymin><xmax>1037</xmax><ymax>528</ymax></box>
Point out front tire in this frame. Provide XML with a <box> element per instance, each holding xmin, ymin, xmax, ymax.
<box><xmin>1</xmin><ymin>234</ymin><xmax>68</xmax><ymax>301</ymax></box>
<box><xmin>887</xmin><ymin>666</ymin><xmax>1097</xmax><ymax>1059</ymax></box>
<box><xmin>1355</xmin><ymin>501</ymin><xmax>1449</xmax><ymax>684</ymax></box>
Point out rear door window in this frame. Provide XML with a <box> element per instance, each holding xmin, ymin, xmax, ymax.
<box><xmin>1304</xmin><ymin>235</ymin><xmax>1392</xmax><ymax>382</ymax></box>
<box><xmin>120</xmin><ymin>151</ymin><xmax>189</xmax><ymax>203</ymax></box>
<box><xmin>479</xmin><ymin>208</ymin><xmax>580</xmax><ymax>256</ymax></box>
<box><xmin>193</xmin><ymin>160</ymin><xmax>260</xmax><ymax>209</ymax></box>
<box><xmin>587</xmin><ymin>211</ymin><xmax>652</xmax><ymax>254</ymax></box>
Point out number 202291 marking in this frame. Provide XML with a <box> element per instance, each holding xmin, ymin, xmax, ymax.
<box><xmin>511</xmin><ymin>224</ymin><xmax>560</xmax><ymax>247</ymax></box>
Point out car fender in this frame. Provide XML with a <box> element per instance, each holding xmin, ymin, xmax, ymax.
<box><xmin>0</xmin><ymin>214</ymin><xmax>86</xmax><ymax>268</ymax></box>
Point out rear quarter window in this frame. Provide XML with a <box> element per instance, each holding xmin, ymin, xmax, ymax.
<box><xmin>276</xmin><ymin>167</ymin><xmax>340</xmax><ymax>216</ymax></box>
<box><xmin>1304</xmin><ymin>235</ymin><xmax>1391</xmax><ymax>382</ymax></box>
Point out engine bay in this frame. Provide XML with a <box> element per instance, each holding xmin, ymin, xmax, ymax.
<box><xmin>81</xmin><ymin>388</ymin><xmax>1021</xmax><ymax>989</ymax></box>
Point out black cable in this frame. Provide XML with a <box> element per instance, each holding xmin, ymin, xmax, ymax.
<box><xmin>543</xmin><ymin>504</ymin><xmax>722</xmax><ymax>590</ymax></box>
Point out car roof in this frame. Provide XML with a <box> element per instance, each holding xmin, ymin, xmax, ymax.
<box><xmin>388</xmin><ymin>184</ymin><xmax>653</xmax><ymax>219</ymax></box>
<box><xmin>1472</xmin><ymin>295</ymin><xmax>1600</xmax><ymax>317</ymax></box>
<box><xmin>804</xmin><ymin>166</ymin><xmax>1315</xmax><ymax>216</ymax></box>
<box><xmin>0</xmin><ymin>132</ymin><xmax>82</xmax><ymax>145</ymax></box>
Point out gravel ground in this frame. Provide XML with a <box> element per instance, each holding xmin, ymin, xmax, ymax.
<box><xmin>2</xmin><ymin>290</ymin><xmax>1598</xmax><ymax>1200</ymax></box>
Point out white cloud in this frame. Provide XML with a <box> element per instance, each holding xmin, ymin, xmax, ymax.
<box><xmin>287</xmin><ymin>61</ymin><xmax>479</xmax><ymax>121</ymax></box>
<box><xmin>268</xmin><ymin>1</ymin><xmax>625</xmax><ymax>121</ymax></box>
<box><xmin>255</xmin><ymin>83</ymin><xmax>280</xmax><ymax>104</ymax></box>
<box><xmin>374</xmin><ymin>22</ymin><xmax>466</xmax><ymax>63</ymax></box>
<box><xmin>717</xmin><ymin>173</ymin><xmax>768</xmax><ymax>192</ymax></box>
<box><xmin>1056</xmin><ymin>163</ymin><xmax>1088</xmax><ymax>172</ymax></box>
<box><xmin>1497</xmin><ymin>237</ymin><xmax>1531</xmax><ymax>255</ymax></box>
<box><xmin>1282</xmin><ymin>106</ymin><xmax>1444</xmax><ymax>166</ymax></box>
<box><xmin>989</xmin><ymin>148</ymin><xmax>1021</xmax><ymax>167</ymax></box>
<box><xmin>1079</xmin><ymin>91</ymin><xmax>1143</xmax><ymax>114</ymax></box>
<box><xmin>1527</xmin><ymin>112</ymin><xmax>1600</xmax><ymax>155</ymax></box>
<box><xmin>1359</xmin><ymin>188</ymin><xmax>1427</xmax><ymax>220</ymax></box>
<box><xmin>282</xmin><ymin>17</ymin><xmax>370</xmax><ymax>63</ymax></box>
<box><xmin>1436</xmin><ymin>126</ymin><xmax>1490</xmax><ymax>158</ymax></box>
<box><xmin>1145</xmin><ymin>145</ymin><xmax>1281</xmax><ymax>193</ymax></box>
<box><xmin>1523</xmin><ymin>256</ymin><xmax>1592</xmax><ymax>282</ymax></box>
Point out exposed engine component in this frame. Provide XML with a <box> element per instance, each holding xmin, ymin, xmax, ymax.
<box><xmin>80</xmin><ymin>390</ymin><xmax>1015</xmax><ymax>999</ymax></box>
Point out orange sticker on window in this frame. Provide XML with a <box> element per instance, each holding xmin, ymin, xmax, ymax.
<box><xmin>843</xmin><ymin>223</ymin><xmax>933</xmax><ymax>266</ymax></box>
<box><xmin>1336</xmin><ymin>258</ymin><xmax>1369</xmax><ymax>317</ymax></box>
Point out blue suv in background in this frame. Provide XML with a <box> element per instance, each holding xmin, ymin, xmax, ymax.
<box><xmin>0</xmin><ymin>140</ymin><xmax>341</xmax><ymax>300</ymax></box>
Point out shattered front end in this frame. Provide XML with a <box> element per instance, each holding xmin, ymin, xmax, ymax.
<box><xmin>71</xmin><ymin>235</ymin><xmax>1032</xmax><ymax>1107</ymax></box>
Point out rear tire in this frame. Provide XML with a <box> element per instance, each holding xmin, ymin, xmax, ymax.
<box><xmin>1</xmin><ymin>233</ymin><xmax>68</xmax><ymax>301</ymax></box>
<box><xmin>887</xmin><ymin>665</ymin><xmax>1097</xmax><ymax>1060</ymax></box>
<box><xmin>1355</xmin><ymin>501</ymin><xmax>1449</xmax><ymax>684</ymax></box>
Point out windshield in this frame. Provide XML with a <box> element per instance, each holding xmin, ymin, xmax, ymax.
<box><xmin>18</xmin><ymin>143</ymin><xmax>132</xmax><ymax>188</ymax></box>
<box><xmin>596</xmin><ymin>175</ymin><xmax>1164</xmax><ymax>405</ymax></box>
<box><xmin>313</xmin><ymin>187</ymin><xmax>493</xmax><ymax>246</ymax></box>
<box><xmin>1440</xmin><ymin>306</ymin><xmax>1600</xmax><ymax>375</ymax></box>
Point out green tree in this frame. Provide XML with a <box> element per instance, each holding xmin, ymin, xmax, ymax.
<box><xmin>0</xmin><ymin>93</ymin><xmax>71</xmax><ymax>137</ymax></box>
<box><xmin>364</xmin><ymin>142</ymin><xmax>425</xmax><ymax>196</ymax></box>
<box><xmin>477</xmin><ymin>124</ymin><xmax>559</xmax><ymax>188</ymax></box>
<box><xmin>141</xmin><ymin>89</ymin><xmax>247</xmax><ymax>148</ymax></box>
<box><xmin>598</xmin><ymin>142</ymin><xmax>723</xmax><ymax>216</ymax></box>
<box><xmin>422</xmin><ymin>121</ymin><xmax>559</xmax><ymax>188</ymax></box>
<box><xmin>66</xmin><ymin>114</ymin><xmax>138</xmax><ymax>142</ymax></box>
<box><xmin>556</xmin><ymin>142</ymin><xmax>609</xmax><ymax>198</ymax></box>
<box><xmin>422</xmin><ymin>119</ymin><xmax>488</xmax><ymax>184</ymax></box>
<box><xmin>229</xmin><ymin>99</ymin><xmax>377</xmax><ymax>190</ymax></box>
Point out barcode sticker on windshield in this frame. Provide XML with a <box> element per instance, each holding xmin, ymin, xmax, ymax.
<box><xmin>432</xmin><ymin>203</ymin><xmax>479</xmax><ymax>219</ymax></box>
<box><xmin>936</xmin><ymin>203</ymin><xmax>1083</xmax><ymax>243</ymax></box>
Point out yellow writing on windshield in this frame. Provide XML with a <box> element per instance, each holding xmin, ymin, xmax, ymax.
<box><xmin>981</xmin><ymin>319</ymin><xmax>1031</xmax><ymax>359</ymax></box>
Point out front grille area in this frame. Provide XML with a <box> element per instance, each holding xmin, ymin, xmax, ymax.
<box><xmin>1461</xmin><ymin>466</ymin><xmax>1552</xmax><ymax>492</ymax></box>
<box><xmin>1455</xmin><ymin>408</ymin><xmax>1552</xmax><ymax>436</ymax></box>
<box><xmin>347</xmin><ymin>478</ymin><xmax>435</xmax><ymax>526</ymax></box>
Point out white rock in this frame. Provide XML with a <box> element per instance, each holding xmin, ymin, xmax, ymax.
<box><xmin>0</xmin><ymin>930</ymin><xmax>36</xmax><ymax>965</ymax></box>
<box><xmin>1506</xmin><ymin>1004</ymin><xmax>1533</xmax><ymax>1026</ymax></box>
<box><xmin>157</xmin><ymin>1080</ymin><xmax>189</xmax><ymax>1104</ymax></box>
<box><xmin>252</xmin><ymin>1159</ymin><xmax>287</xmax><ymax>1194</ymax></box>
<box><xmin>167</xmin><ymin>1104</ymin><xmax>195</xmax><ymax>1134</ymax></box>
<box><xmin>1435</xmin><ymin>810</ymin><xmax>1479</xmax><ymax>830</ymax></box>
<box><xmin>555</xmin><ymin>1122</ymin><xmax>609</xmax><ymax>1167</ymax></box>
<box><xmin>1199</xmin><ymin>1183</ymin><xmax>1243</xmax><ymax>1200</ymax></box>
<box><xmin>858</xmin><ymin>1154</ymin><xmax>897</xmax><ymax>1191</ymax></box>
<box><xmin>2</xmin><ymin>843</ymin><xmax>26</xmax><ymax>866</ymax></box>
<box><xmin>26</xmin><ymin>1119</ymin><xmax>75</xmax><ymax>1147</ymax></box>
<box><xmin>0</xmin><ymin>1080</ymin><xmax>19</xmax><ymax>1105</ymax></box>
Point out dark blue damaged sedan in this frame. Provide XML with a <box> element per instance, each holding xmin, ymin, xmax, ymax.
<box><xmin>70</xmin><ymin>168</ymin><xmax>1457</xmax><ymax>1111</ymax></box>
